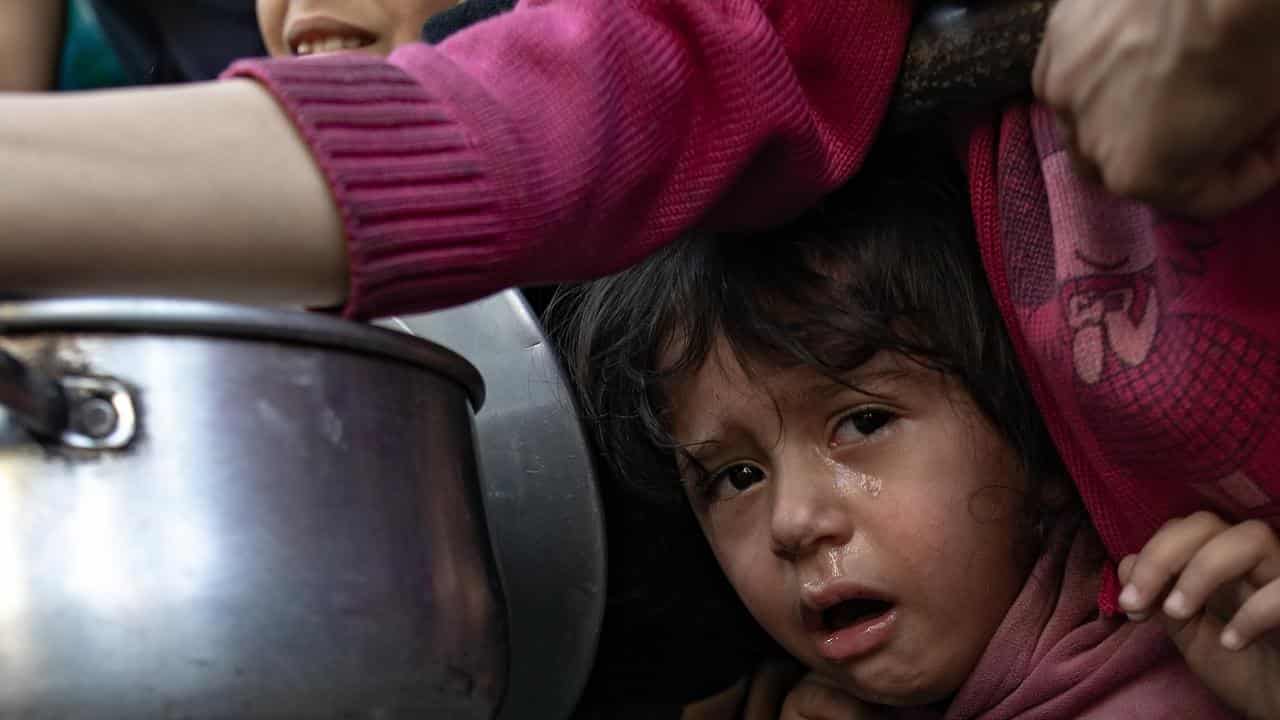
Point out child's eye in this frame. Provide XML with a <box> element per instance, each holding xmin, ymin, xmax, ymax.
<box><xmin>706</xmin><ymin>463</ymin><xmax>766</xmax><ymax>501</ymax></box>
<box><xmin>832</xmin><ymin>408</ymin><xmax>897</xmax><ymax>445</ymax></box>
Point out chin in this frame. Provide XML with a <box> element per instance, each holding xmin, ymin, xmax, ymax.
<box><xmin>824</xmin><ymin>658</ymin><xmax>956</xmax><ymax>709</ymax></box>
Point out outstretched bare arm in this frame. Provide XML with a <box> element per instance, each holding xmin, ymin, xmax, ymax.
<box><xmin>0</xmin><ymin>79</ymin><xmax>348</xmax><ymax>307</ymax></box>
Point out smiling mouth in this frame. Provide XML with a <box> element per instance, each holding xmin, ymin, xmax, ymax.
<box><xmin>822</xmin><ymin>597</ymin><xmax>893</xmax><ymax>632</ymax></box>
<box><xmin>292</xmin><ymin>33</ymin><xmax>376</xmax><ymax>56</ymax></box>
<box><xmin>287</xmin><ymin>17</ymin><xmax>379</xmax><ymax>57</ymax></box>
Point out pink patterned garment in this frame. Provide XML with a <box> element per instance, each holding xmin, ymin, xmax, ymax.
<box><xmin>970</xmin><ymin>105</ymin><xmax>1280</xmax><ymax>613</ymax></box>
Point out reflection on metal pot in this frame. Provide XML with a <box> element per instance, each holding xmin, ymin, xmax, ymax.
<box><xmin>0</xmin><ymin>298</ymin><xmax>503</xmax><ymax>719</ymax></box>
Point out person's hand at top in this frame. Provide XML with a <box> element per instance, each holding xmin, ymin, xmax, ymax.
<box><xmin>1033</xmin><ymin>0</ymin><xmax>1280</xmax><ymax>219</ymax></box>
<box><xmin>1117</xmin><ymin>511</ymin><xmax>1280</xmax><ymax>719</ymax></box>
<box><xmin>255</xmin><ymin>0</ymin><xmax>458</xmax><ymax>59</ymax></box>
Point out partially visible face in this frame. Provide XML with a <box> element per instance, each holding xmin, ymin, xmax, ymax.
<box><xmin>256</xmin><ymin>0</ymin><xmax>459</xmax><ymax>58</ymax></box>
<box><xmin>665</xmin><ymin>337</ymin><xmax>1030</xmax><ymax>707</ymax></box>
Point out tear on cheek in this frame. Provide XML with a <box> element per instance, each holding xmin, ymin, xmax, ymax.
<box><xmin>829</xmin><ymin>461</ymin><xmax>883</xmax><ymax>499</ymax></box>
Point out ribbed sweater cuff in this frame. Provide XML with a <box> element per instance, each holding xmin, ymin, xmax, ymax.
<box><xmin>223</xmin><ymin>55</ymin><xmax>506</xmax><ymax>319</ymax></box>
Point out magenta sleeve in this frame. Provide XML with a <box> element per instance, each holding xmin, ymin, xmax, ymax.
<box><xmin>225</xmin><ymin>0</ymin><xmax>911</xmax><ymax>318</ymax></box>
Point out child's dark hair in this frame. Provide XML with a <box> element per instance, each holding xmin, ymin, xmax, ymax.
<box><xmin>547</xmin><ymin>132</ymin><xmax>1069</xmax><ymax>540</ymax></box>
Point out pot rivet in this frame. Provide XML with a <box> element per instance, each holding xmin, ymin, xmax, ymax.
<box><xmin>74</xmin><ymin>397</ymin><xmax>119</xmax><ymax>439</ymax></box>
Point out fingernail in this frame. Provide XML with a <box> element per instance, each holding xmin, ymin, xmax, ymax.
<box><xmin>1126</xmin><ymin>611</ymin><xmax>1149</xmax><ymax>623</ymax></box>
<box><xmin>1163</xmin><ymin>590</ymin><xmax>1190</xmax><ymax>619</ymax></box>
<box><xmin>1119</xmin><ymin>584</ymin><xmax>1143</xmax><ymax>611</ymax></box>
<box><xmin>1221</xmin><ymin>628</ymin><xmax>1244</xmax><ymax>651</ymax></box>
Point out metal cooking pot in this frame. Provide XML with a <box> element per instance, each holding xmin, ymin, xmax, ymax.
<box><xmin>385</xmin><ymin>291</ymin><xmax>606</xmax><ymax>720</ymax></box>
<box><xmin>0</xmin><ymin>298</ymin><xmax>511</xmax><ymax>718</ymax></box>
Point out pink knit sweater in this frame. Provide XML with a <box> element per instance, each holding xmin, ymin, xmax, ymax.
<box><xmin>225</xmin><ymin>0</ymin><xmax>911</xmax><ymax>319</ymax></box>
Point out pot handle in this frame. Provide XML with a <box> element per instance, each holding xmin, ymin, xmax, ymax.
<box><xmin>0</xmin><ymin>347</ymin><xmax>70</xmax><ymax>440</ymax></box>
<box><xmin>885</xmin><ymin>0</ymin><xmax>1054</xmax><ymax>133</ymax></box>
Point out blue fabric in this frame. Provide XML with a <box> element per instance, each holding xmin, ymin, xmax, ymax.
<box><xmin>88</xmin><ymin>0</ymin><xmax>265</xmax><ymax>84</ymax></box>
<box><xmin>57</xmin><ymin>0</ymin><xmax>129</xmax><ymax>90</ymax></box>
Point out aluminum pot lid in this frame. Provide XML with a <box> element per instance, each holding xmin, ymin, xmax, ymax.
<box><xmin>0</xmin><ymin>297</ymin><xmax>484</xmax><ymax>409</ymax></box>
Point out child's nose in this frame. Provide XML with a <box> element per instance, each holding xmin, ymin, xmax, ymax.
<box><xmin>768</xmin><ymin>462</ymin><xmax>854</xmax><ymax>559</ymax></box>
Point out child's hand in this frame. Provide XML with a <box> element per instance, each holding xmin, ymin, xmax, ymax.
<box><xmin>1118</xmin><ymin>511</ymin><xmax>1280</xmax><ymax>718</ymax></box>
<box><xmin>706</xmin><ymin>660</ymin><xmax>883</xmax><ymax>720</ymax></box>
<box><xmin>1033</xmin><ymin>0</ymin><xmax>1280</xmax><ymax>218</ymax></box>
<box><xmin>773</xmin><ymin>673</ymin><xmax>885</xmax><ymax>720</ymax></box>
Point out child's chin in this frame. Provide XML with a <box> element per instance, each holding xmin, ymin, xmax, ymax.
<box><xmin>817</xmin><ymin>664</ymin><xmax>955</xmax><ymax>710</ymax></box>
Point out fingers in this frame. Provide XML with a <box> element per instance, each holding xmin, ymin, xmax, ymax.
<box><xmin>1118</xmin><ymin>511</ymin><xmax>1231</xmax><ymax>620</ymax></box>
<box><xmin>780</xmin><ymin>680</ymin><xmax>851</xmax><ymax>720</ymax></box>
<box><xmin>1031</xmin><ymin>0</ymin><xmax>1092</xmax><ymax>113</ymax></box>
<box><xmin>1182</xmin><ymin>125</ymin><xmax>1280</xmax><ymax>217</ymax></box>
<box><xmin>1164</xmin><ymin>520</ymin><xmax>1280</xmax><ymax>619</ymax></box>
<box><xmin>780</xmin><ymin>674</ymin><xmax>883</xmax><ymax>720</ymax></box>
<box><xmin>1117</xmin><ymin>552</ymin><xmax>1137</xmax><ymax>586</ymax></box>
<box><xmin>1051</xmin><ymin>113</ymin><xmax>1102</xmax><ymax>186</ymax></box>
<box><xmin>1223</xmin><ymin>577</ymin><xmax>1280</xmax><ymax>650</ymax></box>
<box><xmin>741</xmin><ymin>659</ymin><xmax>805</xmax><ymax>720</ymax></box>
<box><xmin>1028</xmin><ymin>0</ymin><xmax>1280</xmax><ymax>216</ymax></box>
<box><xmin>1029</xmin><ymin>0</ymin><xmax>1055</xmax><ymax>102</ymax></box>
<box><xmin>1032</xmin><ymin>0</ymin><xmax>1127</xmax><ymax>190</ymax></box>
<box><xmin>1120</xmin><ymin>512</ymin><xmax>1280</xmax><ymax>651</ymax></box>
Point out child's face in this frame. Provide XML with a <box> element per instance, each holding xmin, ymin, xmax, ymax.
<box><xmin>666</xmin><ymin>338</ymin><xmax>1030</xmax><ymax>707</ymax></box>
<box><xmin>256</xmin><ymin>0</ymin><xmax>458</xmax><ymax>58</ymax></box>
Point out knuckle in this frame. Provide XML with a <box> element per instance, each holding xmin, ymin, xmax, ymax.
<box><xmin>1188</xmin><ymin>510</ymin><xmax>1227</xmax><ymax>529</ymax></box>
<box><xmin>1182</xmin><ymin>542</ymin><xmax>1234</xmax><ymax>586</ymax></box>
<box><xmin>784</xmin><ymin>683</ymin><xmax>828</xmax><ymax>716</ymax></box>
<box><xmin>1133</xmin><ymin>546</ymin><xmax>1177</xmax><ymax>581</ymax></box>
<box><xmin>1234</xmin><ymin>519</ymin><xmax>1276</xmax><ymax>548</ymax></box>
<box><xmin>1229</xmin><ymin>600</ymin><xmax>1268</xmax><ymax>637</ymax></box>
<box><xmin>1040</xmin><ymin>72</ymin><xmax>1073</xmax><ymax>111</ymax></box>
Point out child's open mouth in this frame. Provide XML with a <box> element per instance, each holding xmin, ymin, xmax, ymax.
<box><xmin>822</xmin><ymin>597</ymin><xmax>893</xmax><ymax>632</ymax></box>
<box><xmin>803</xmin><ymin>589</ymin><xmax>899</xmax><ymax>662</ymax></box>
